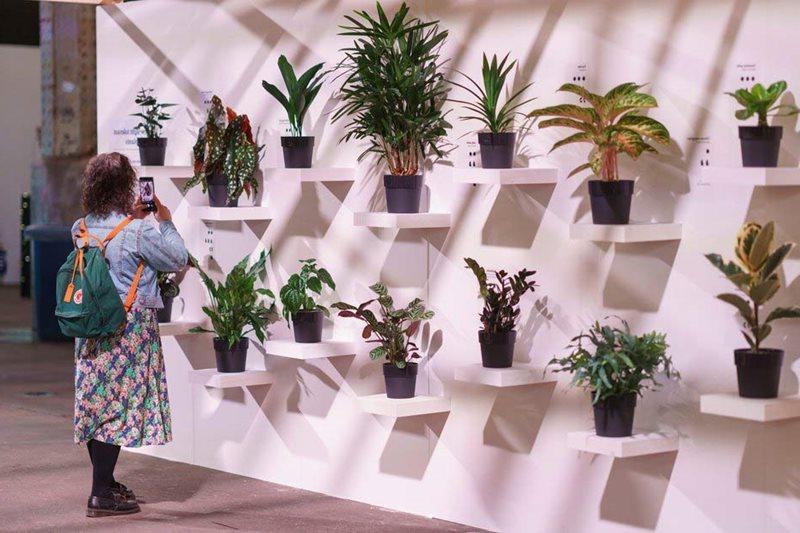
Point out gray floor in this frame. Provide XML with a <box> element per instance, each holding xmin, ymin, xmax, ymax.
<box><xmin>0</xmin><ymin>287</ymin><xmax>477</xmax><ymax>532</ymax></box>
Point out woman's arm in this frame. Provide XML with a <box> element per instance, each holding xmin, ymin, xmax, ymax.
<box><xmin>134</xmin><ymin>197</ymin><xmax>188</xmax><ymax>272</ymax></box>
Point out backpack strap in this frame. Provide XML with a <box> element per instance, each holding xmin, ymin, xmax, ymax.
<box><xmin>100</xmin><ymin>216</ymin><xmax>146</xmax><ymax>313</ymax></box>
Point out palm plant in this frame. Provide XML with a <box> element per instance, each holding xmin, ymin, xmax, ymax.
<box><xmin>261</xmin><ymin>56</ymin><xmax>325</xmax><ymax>137</ymax></box>
<box><xmin>706</xmin><ymin>221</ymin><xmax>800</xmax><ymax>351</ymax></box>
<box><xmin>131</xmin><ymin>88</ymin><xmax>175</xmax><ymax>139</ymax></box>
<box><xmin>528</xmin><ymin>83</ymin><xmax>670</xmax><ymax>180</ymax></box>
<box><xmin>189</xmin><ymin>250</ymin><xmax>279</xmax><ymax>348</ymax></box>
<box><xmin>449</xmin><ymin>53</ymin><xmax>534</xmax><ymax>133</ymax></box>
<box><xmin>332</xmin><ymin>2</ymin><xmax>451</xmax><ymax>176</ymax></box>
<box><xmin>726</xmin><ymin>81</ymin><xmax>799</xmax><ymax>127</ymax></box>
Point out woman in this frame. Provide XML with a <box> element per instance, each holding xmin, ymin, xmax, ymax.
<box><xmin>72</xmin><ymin>152</ymin><xmax>188</xmax><ymax>517</ymax></box>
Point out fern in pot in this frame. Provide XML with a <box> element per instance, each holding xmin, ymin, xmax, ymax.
<box><xmin>548</xmin><ymin>318</ymin><xmax>678</xmax><ymax>437</ymax></box>
<box><xmin>279</xmin><ymin>258</ymin><xmax>336</xmax><ymax>343</ymax></box>
<box><xmin>706</xmin><ymin>221</ymin><xmax>800</xmax><ymax>398</ymax></box>
<box><xmin>131</xmin><ymin>88</ymin><xmax>176</xmax><ymax>166</ymax></box>
<box><xmin>184</xmin><ymin>95</ymin><xmax>264</xmax><ymax>208</ymax></box>
<box><xmin>262</xmin><ymin>56</ymin><xmax>325</xmax><ymax>168</ymax></box>
<box><xmin>450</xmin><ymin>53</ymin><xmax>534</xmax><ymax>168</ymax></box>
<box><xmin>190</xmin><ymin>251</ymin><xmax>279</xmax><ymax>373</ymax></box>
<box><xmin>464</xmin><ymin>258</ymin><xmax>537</xmax><ymax>368</ymax></box>
<box><xmin>333</xmin><ymin>2</ymin><xmax>451</xmax><ymax>213</ymax></box>
<box><xmin>726</xmin><ymin>81</ymin><xmax>799</xmax><ymax>167</ymax></box>
<box><xmin>333</xmin><ymin>283</ymin><xmax>434</xmax><ymax>398</ymax></box>
<box><xmin>529</xmin><ymin>83</ymin><xmax>670</xmax><ymax>224</ymax></box>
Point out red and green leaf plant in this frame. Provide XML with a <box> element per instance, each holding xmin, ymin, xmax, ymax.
<box><xmin>464</xmin><ymin>257</ymin><xmax>536</xmax><ymax>334</ymax></box>
<box><xmin>332</xmin><ymin>283</ymin><xmax>434</xmax><ymax>368</ymax></box>
<box><xmin>705</xmin><ymin>221</ymin><xmax>800</xmax><ymax>351</ymax></box>
<box><xmin>528</xmin><ymin>83</ymin><xmax>670</xmax><ymax>181</ymax></box>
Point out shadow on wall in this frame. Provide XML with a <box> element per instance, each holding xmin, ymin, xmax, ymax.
<box><xmin>599</xmin><ymin>451</ymin><xmax>678</xmax><ymax>530</ymax></box>
<box><xmin>738</xmin><ymin>421</ymin><xmax>800</xmax><ymax>498</ymax></box>
<box><xmin>481</xmin><ymin>184</ymin><xmax>556</xmax><ymax>249</ymax></box>
<box><xmin>602</xmin><ymin>240</ymin><xmax>681</xmax><ymax>312</ymax></box>
<box><xmin>379</xmin><ymin>412</ymin><xmax>449</xmax><ymax>480</ymax></box>
<box><xmin>482</xmin><ymin>382</ymin><xmax>556</xmax><ymax>454</ymax></box>
<box><xmin>286</xmin><ymin>356</ymin><xmax>354</xmax><ymax>419</ymax></box>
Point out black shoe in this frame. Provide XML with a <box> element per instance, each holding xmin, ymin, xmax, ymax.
<box><xmin>86</xmin><ymin>493</ymin><xmax>141</xmax><ymax>517</ymax></box>
<box><xmin>111</xmin><ymin>481</ymin><xmax>137</xmax><ymax>503</ymax></box>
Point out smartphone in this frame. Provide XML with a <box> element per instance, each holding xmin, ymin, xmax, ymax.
<box><xmin>138</xmin><ymin>177</ymin><xmax>157</xmax><ymax>213</ymax></box>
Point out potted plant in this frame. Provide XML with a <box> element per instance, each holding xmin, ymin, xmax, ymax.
<box><xmin>464</xmin><ymin>257</ymin><xmax>536</xmax><ymax>368</ymax></box>
<box><xmin>190</xmin><ymin>251</ymin><xmax>279</xmax><ymax>373</ymax></box>
<box><xmin>261</xmin><ymin>56</ymin><xmax>325</xmax><ymax>168</ymax></box>
<box><xmin>548</xmin><ymin>318</ymin><xmax>678</xmax><ymax>437</ymax></box>
<box><xmin>333</xmin><ymin>283</ymin><xmax>434</xmax><ymax>398</ymax></box>
<box><xmin>279</xmin><ymin>258</ymin><xmax>336</xmax><ymax>343</ymax></box>
<box><xmin>333</xmin><ymin>2</ymin><xmax>451</xmax><ymax>213</ymax></box>
<box><xmin>156</xmin><ymin>271</ymin><xmax>180</xmax><ymax>323</ymax></box>
<box><xmin>183</xmin><ymin>95</ymin><xmax>264</xmax><ymax>207</ymax></box>
<box><xmin>450</xmin><ymin>53</ymin><xmax>534</xmax><ymax>168</ymax></box>
<box><xmin>529</xmin><ymin>83</ymin><xmax>670</xmax><ymax>224</ymax></box>
<box><xmin>705</xmin><ymin>221</ymin><xmax>800</xmax><ymax>398</ymax></box>
<box><xmin>131</xmin><ymin>88</ymin><xmax>176</xmax><ymax>166</ymax></box>
<box><xmin>726</xmin><ymin>81</ymin><xmax>799</xmax><ymax>167</ymax></box>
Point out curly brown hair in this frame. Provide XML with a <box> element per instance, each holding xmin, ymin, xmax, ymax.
<box><xmin>81</xmin><ymin>152</ymin><xmax>137</xmax><ymax>216</ymax></box>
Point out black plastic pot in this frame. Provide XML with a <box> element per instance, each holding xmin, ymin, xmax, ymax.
<box><xmin>735</xmin><ymin>348</ymin><xmax>783</xmax><ymax>399</ymax></box>
<box><xmin>739</xmin><ymin>126</ymin><xmax>782</xmax><ymax>167</ymax></box>
<box><xmin>214</xmin><ymin>337</ymin><xmax>249</xmax><ymax>373</ymax></box>
<box><xmin>383</xmin><ymin>362</ymin><xmax>418</xmax><ymax>399</ymax></box>
<box><xmin>588</xmin><ymin>179</ymin><xmax>634</xmax><ymax>225</ymax></box>
<box><xmin>157</xmin><ymin>295</ymin><xmax>173</xmax><ymax>323</ymax></box>
<box><xmin>207</xmin><ymin>172</ymin><xmax>238</xmax><ymax>207</ymax></box>
<box><xmin>593</xmin><ymin>394</ymin><xmax>637</xmax><ymax>437</ymax></box>
<box><xmin>281</xmin><ymin>136</ymin><xmax>314</xmax><ymax>168</ymax></box>
<box><xmin>478</xmin><ymin>330</ymin><xmax>516</xmax><ymax>368</ymax></box>
<box><xmin>478</xmin><ymin>132</ymin><xmax>516</xmax><ymax>169</ymax></box>
<box><xmin>292</xmin><ymin>309</ymin><xmax>323</xmax><ymax>343</ymax></box>
<box><xmin>137</xmin><ymin>137</ymin><xmax>167</xmax><ymax>166</ymax></box>
<box><xmin>384</xmin><ymin>174</ymin><xmax>423</xmax><ymax>214</ymax></box>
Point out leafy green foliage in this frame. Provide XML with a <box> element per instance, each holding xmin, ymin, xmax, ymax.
<box><xmin>279</xmin><ymin>259</ymin><xmax>336</xmax><ymax>324</ymax></box>
<box><xmin>131</xmin><ymin>88</ymin><xmax>176</xmax><ymax>139</ymax></box>
<box><xmin>184</xmin><ymin>95</ymin><xmax>264</xmax><ymax>201</ymax></box>
<box><xmin>332</xmin><ymin>2</ymin><xmax>451</xmax><ymax>175</ymax></box>
<box><xmin>332</xmin><ymin>283</ymin><xmax>434</xmax><ymax>368</ymax></box>
<box><xmin>157</xmin><ymin>271</ymin><xmax>180</xmax><ymax>299</ymax></box>
<box><xmin>726</xmin><ymin>81</ymin><xmax>799</xmax><ymax>127</ymax></box>
<box><xmin>449</xmin><ymin>53</ymin><xmax>534</xmax><ymax>133</ymax></box>
<box><xmin>189</xmin><ymin>250</ymin><xmax>279</xmax><ymax>348</ymax></box>
<box><xmin>705</xmin><ymin>221</ymin><xmax>800</xmax><ymax>350</ymax></box>
<box><xmin>464</xmin><ymin>257</ymin><xmax>536</xmax><ymax>334</ymax></box>
<box><xmin>529</xmin><ymin>82</ymin><xmax>670</xmax><ymax>181</ymax></box>
<box><xmin>547</xmin><ymin>318</ymin><xmax>678</xmax><ymax>404</ymax></box>
<box><xmin>262</xmin><ymin>56</ymin><xmax>325</xmax><ymax>137</ymax></box>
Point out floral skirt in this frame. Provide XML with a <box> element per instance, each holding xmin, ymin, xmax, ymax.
<box><xmin>74</xmin><ymin>308</ymin><xmax>172</xmax><ymax>447</ymax></box>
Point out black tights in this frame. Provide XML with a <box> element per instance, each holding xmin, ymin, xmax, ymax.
<box><xmin>86</xmin><ymin>439</ymin><xmax>121</xmax><ymax>497</ymax></box>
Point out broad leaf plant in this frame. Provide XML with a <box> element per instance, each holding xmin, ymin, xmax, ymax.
<box><xmin>726</xmin><ymin>80</ymin><xmax>799</xmax><ymax>127</ymax></box>
<box><xmin>279</xmin><ymin>259</ymin><xmax>336</xmax><ymax>324</ymax></box>
<box><xmin>262</xmin><ymin>56</ymin><xmax>325</xmax><ymax>137</ymax></box>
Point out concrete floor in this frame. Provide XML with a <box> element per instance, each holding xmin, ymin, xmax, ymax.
<box><xmin>0</xmin><ymin>287</ymin><xmax>477</xmax><ymax>532</ymax></box>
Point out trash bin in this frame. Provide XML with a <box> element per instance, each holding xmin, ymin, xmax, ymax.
<box><xmin>24</xmin><ymin>224</ymin><xmax>73</xmax><ymax>342</ymax></box>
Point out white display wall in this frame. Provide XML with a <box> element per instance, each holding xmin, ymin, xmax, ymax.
<box><xmin>96</xmin><ymin>1</ymin><xmax>800</xmax><ymax>531</ymax></box>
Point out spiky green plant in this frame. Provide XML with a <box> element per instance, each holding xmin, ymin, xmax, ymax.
<box><xmin>528</xmin><ymin>83</ymin><xmax>670</xmax><ymax>181</ymax></box>
<box><xmin>189</xmin><ymin>250</ymin><xmax>279</xmax><ymax>348</ymax></box>
<box><xmin>726</xmin><ymin>81</ymin><xmax>800</xmax><ymax>127</ymax></box>
<box><xmin>332</xmin><ymin>2</ymin><xmax>451</xmax><ymax>176</ymax></box>
<box><xmin>261</xmin><ymin>56</ymin><xmax>325</xmax><ymax>137</ymax></box>
<box><xmin>131</xmin><ymin>88</ymin><xmax>176</xmax><ymax>139</ymax></box>
<box><xmin>706</xmin><ymin>221</ymin><xmax>800</xmax><ymax>351</ymax></box>
<box><xmin>332</xmin><ymin>283</ymin><xmax>434</xmax><ymax>368</ymax></box>
<box><xmin>449</xmin><ymin>53</ymin><xmax>534</xmax><ymax>133</ymax></box>
<box><xmin>279</xmin><ymin>259</ymin><xmax>336</xmax><ymax>324</ymax></box>
<box><xmin>183</xmin><ymin>95</ymin><xmax>264</xmax><ymax>202</ymax></box>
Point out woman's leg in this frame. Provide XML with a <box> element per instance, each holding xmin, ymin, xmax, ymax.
<box><xmin>89</xmin><ymin>439</ymin><xmax>120</xmax><ymax>498</ymax></box>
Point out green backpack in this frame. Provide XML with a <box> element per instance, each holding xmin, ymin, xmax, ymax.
<box><xmin>56</xmin><ymin>217</ymin><xmax>144</xmax><ymax>338</ymax></box>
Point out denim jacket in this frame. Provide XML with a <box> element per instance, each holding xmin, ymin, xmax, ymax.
<box><xmin>71</xmin><ymin>212</ymin><xmax>188</xmax><ymax>309</ymax></box>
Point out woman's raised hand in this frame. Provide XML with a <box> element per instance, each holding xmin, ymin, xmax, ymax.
<box><xmin>153</xmin><ymin>196</ymin><xmax>172</xmax><ymax>223</ymax></box>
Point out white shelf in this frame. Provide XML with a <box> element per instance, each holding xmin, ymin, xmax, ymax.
<box><xmin>266</xmin><ymin>167</ymin><xmax>355</xmax><ymax>182</ymax></box>
<box><xmin>263</xmin><ymin>339</ymin><xmax>357</xmax><ymax>360</ymax></box>
<box><xmin>700</xmin><ymin>393</ymin><xmax>800</xmax><ymax>422</ymax></box>
<box><xmin>354</xmin><ymin>212</ymin><xmax>451</xmax><ymax>229</ymax></box>
<box><xmin>567</xmin><ymin>431</ymin><xmax>679</xmax><ymax>457</ymax></box>
<box><xmin>358</xmin><ymin>394</ymin><xmax>451</xmax><ymax>417</ymax></box>
<box><xmin>158</xmin><ymin>321</ymin><xmax>202</xmax><ymax>337</ymax></box>
<box><xmin>134</xmin><ymin>165</ymin><xmax>194</xmax><ymax>179</ymax></box>
<box><xmin>570</xmin><ymin>222</ymin><xmax>682</xmax><ymax>243</ymax></box>
<box><xmin>698</xmin><ymin>167</ymin><xmax>800</xmax><ymax>186</ymax></box>
<box><xmin>453</xmin><ymin>167</ymin><xmax>558</xmax><ymax>185</ymax></box>
<box><xmin>189</xmin><ymin>206</ymin><xmax>273</xmax><ymax>221</ymax></box>
<box><xmin>453</xmin><ymin>364</ymin><xmax>555</xmax><ymax>387</ymax></box>
<box><xmin>188</xmin><ymin>368</ymin><xmax>274</xmax><ymax>388</ymax></box>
